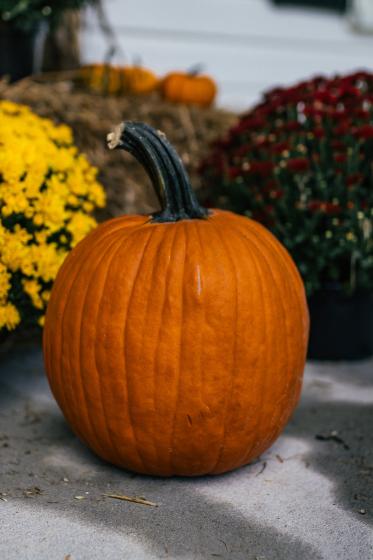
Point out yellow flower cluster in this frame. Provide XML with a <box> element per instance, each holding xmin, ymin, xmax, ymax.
<box><xmin>0</xmin><ymin>100</ymin><xmax>105</xmax><ymax>333</ymax></box>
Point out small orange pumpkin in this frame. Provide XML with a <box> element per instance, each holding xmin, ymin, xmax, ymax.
<box><xmin>43</xmin><ymin>122</ymin><xmax>309</xmax><ymax>477</ymax></box>
<box><xmin>79</xmin><ymin>64</ymin><xmax>158</xmax><ymax>96</ymax></box>
<box><xmin>79</xmin><ymin>63</ymin><xmax>122</xmax><ymax>95</ymax></box>
<box><xmin>121</xmin><ymin>65</ymin><xmax>159</xmax><ymax>94</ymax></box>
<box><xmin>161</xmin><ymin>70</ymin><xmax>217</xmax><ymax>107</ymax></box>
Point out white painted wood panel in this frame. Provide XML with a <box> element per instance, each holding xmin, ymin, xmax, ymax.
<box><xmin>88</xmin><ymin>0</ymin><xmax>370</xmax><ymax>44</ymax></box>
<box><xmin>81</xmin><ymin>0</ymin><xmax>373</xmax><ymax>110</ymax></box>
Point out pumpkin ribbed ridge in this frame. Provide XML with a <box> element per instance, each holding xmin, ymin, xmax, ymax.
<box><xmin>127</xmin><ymin>226</ymin><xmax>172</xmax><ymax>471</ymax></box>
<box><xmin>87</xmin><ymin>234</ymin><xmax>135</xmax><ymax>463</ymax></box>
<box><xmin>223</xmin><ymin>220</ymin><xmax>271</xmax><ymax>472</ymax></box>
<box><xmin>242</xmin><ymin>227</ymin><xmax>290</xmax><ymax>462</ymax></box>
<box><xmin>46</xmin><ymin>230</ymin><xmax>117</xmax><ymax>424</ymax></box>
<box><xmin>208</xmin><ymin>222</ymin><xmax>238</xmax><ymax>473</ymax></box>
<box><xmin>59</xmin><ymin>230</ymin><xmax>135</xmax><ymax>457</ymax></box>
<box><xmin>229</xmin><ymin>227</ymin><xmax>272</xmax><ymax>471</ymax></box>
<box><xmin>100</xmin><ymin>226</ymin><xmax>159</xmax><ymax>470</ymax></box>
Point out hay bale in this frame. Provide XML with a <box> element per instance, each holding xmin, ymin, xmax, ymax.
<box><xmin>0</xmin><ymin>78</ymin><xmax>237</xmax><ymax>219</ymax></box>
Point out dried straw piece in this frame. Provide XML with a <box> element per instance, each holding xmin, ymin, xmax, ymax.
<box><xmin>103</xmin><ymin>493</ymin><xmax>158</xmax><ymax>507</ymax></box>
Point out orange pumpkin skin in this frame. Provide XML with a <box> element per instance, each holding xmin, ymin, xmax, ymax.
<box><xmin>162</xmin><ymin>71</ymin><xmax>217</xmax><ymax>107</ymax></box>
<box><xmin>80</xmin><ymin>64</ymin><xmax>122</xmax><ymax>94</ymax></box>
<box><xmin>121</xmin><ymin>66</ymin><xmax>159</xmax><ymax>94</ymax></box>
<box><xmin>43</xmin><ymin>123</ymin><xmax>309</xmax><ymax>477</ymax></box>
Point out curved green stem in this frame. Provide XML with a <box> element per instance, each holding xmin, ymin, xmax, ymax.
<box><xmin>107</xmin><ymin>121</ymin><xmax>208</xmax><ymax>223</ymax></box>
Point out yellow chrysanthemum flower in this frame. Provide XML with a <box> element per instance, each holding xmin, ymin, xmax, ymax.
<box><xmin>0</xmin><ymin>303</ymin><xmax>20</xmax><ymax>331</ymax></box>
<box><xmin>0</xmin><ymin>100</ymin><xmax>106</xmax><ymax>333</ymax></box>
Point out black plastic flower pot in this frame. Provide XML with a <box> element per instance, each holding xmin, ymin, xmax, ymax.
<box><xmin>0</xmin><ymin>23</ymin><xmax>39</xmax><ymax>82</ymax></box>
<box><xmin>307</xmin><ymin>290</ymin><xmax>373</xmax><ymax>361</ymax></box>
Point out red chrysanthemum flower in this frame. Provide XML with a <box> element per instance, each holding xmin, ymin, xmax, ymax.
<box><xmin>354</xmin><ymin>124</ymin><xmax>373</xmax><ymax>139</ymax></box>
<box><xmin>287</xmin><ymin>158</ymin><xmax>310</xmax><ymax>173</ymax></box>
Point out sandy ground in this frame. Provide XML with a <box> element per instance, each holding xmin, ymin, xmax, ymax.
<box><xmin>0</xmin><ymin>338</ymin><xmax>372</xmax><ymax>560</ymax></box>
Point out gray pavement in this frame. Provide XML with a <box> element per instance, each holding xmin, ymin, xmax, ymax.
<box><xmin>0</xmin><ymin>337</ymin><xmax>372</xmax><ymax>560</ymax></box>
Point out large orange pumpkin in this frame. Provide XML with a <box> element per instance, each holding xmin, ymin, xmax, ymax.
<box><xmin>43</xmin><ymin>122</ymin><xmax>309</xmax><ymax>477</ymax></box>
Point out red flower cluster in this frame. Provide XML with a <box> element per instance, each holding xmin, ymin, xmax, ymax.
<box><xmin>199</xmin><ymin>71</ymin><xmax>373</xmax><ymax>295</ymax></box>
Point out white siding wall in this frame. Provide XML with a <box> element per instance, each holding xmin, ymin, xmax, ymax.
<box><xmin>81</xmin><ymin>0</ymin><xmax>373</xmax><ymax>110</ymax></box>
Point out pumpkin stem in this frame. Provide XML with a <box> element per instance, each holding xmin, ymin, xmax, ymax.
<box><xmin>187</xmin><ymin>63</ymin><xmax>204</xmax><ymax>76</ymax></box>
<box><xmin>107</xmin><ymin>121</ymin><xmax>208</xmax><ymax>223</ymax></box>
